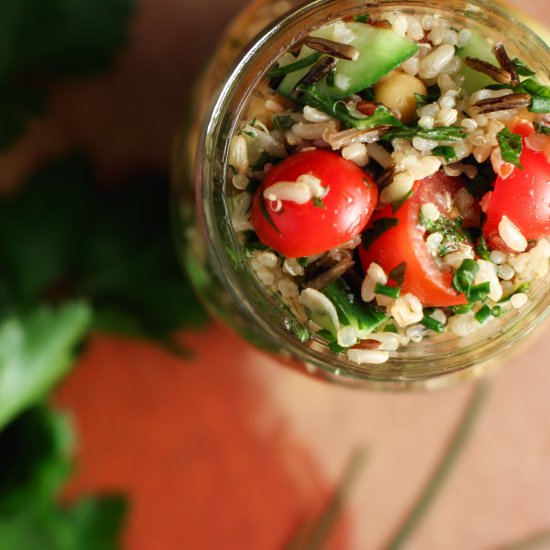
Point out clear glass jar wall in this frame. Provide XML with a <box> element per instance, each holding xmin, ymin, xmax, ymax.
<box><xmin>172</xmin><ymin>0</ymin><xmax>550</xmax><ymax>390</ymax></box>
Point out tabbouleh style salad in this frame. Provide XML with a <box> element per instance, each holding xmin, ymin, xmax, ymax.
<box><xmin>227</xmin><ymin>11</ymin><xmax>550</xmax><ymax>366</ymax></box>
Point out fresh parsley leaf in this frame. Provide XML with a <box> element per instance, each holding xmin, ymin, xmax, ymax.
<box><xmin>383</xmin><ymin>125</ymin><xmax>467</xmax><ymax>142</ymax></box>
<box><xmin>432</xmin><ymin>146</ymin><xmax>458</xmax><ymax>163</ymax></box>
<box><xmin>0</xmin><ymin>303</ymin><xmax>91</xmax><ymax>431</ymax></box>
<box><xmin>476</xmin><ymin>235</ymin><xmax>491</xmax><ymax>261</ymax></box>
<box><xmin>354</xmin><ymin>14</ymin><xmax>369</xmax><ymax>23</ymax></box>
<box><xmin>420</xmin><ymin>214</ymin><xmax>471</xmax><ymax>257</ymax></box>
<box><xmin>0</xmin><ymin>406</ymin><xmax>128</xmax><ymax>550</ymax></box>
<box><xmin>297</xmin><ymin>84</ymin><xmax>403</xmax><ymax>130</ymax></box>
<box><xmin>362</xmin><ymin>218</ymin><xmax>399</xmax><ymax>250</ymax></box>
<box><xmin>511</xmin><ymin>58</ymin><xmax>535</xmax><ymax>77</ymax></box>
<box><xmin>0</xmin><ymin>82</ymin><xmax>47</xmax><ymax>150</ymax></box>
<box><xmin>0</xmin><ymin>156</ymin><xmax>207</xmax><ymax>354</ymax></box>
<box><xmin>313</xmin><ymin>197</ymin><xmax>326</xmax><ymax>208</ymax></box>
<box><xmin>0</xmin><ymin>0</ymin><xmax>135</xmax><ymax>149</ymax></box>
<box><xmin>497</xmin><ymin>127</ymin><xmax>523</xmax><ymax>169</ymax></box>
<box><xmin>514</xmin><ymin>78</ymin><xmax>550</xmax><ymax>113</ymax></box>
<box><xmin>273</xmin><ymin>115</ymin><xmax>294</xmax><ymax>131</ymax></box>
<box><xmin>414</xmin><ymin>84</ymin><xmax>441</xmax><ymax>108</ymax></box>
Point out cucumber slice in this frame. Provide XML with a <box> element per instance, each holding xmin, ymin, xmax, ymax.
<box><xmin>457</xmin><ymin>32</ymin><xmax>498</xmax><ymax>93</ymax></box>
<box><xmin>277</xmin><ymin>22</ymin><xmax>419</xmax><ymax>99</ymax></box>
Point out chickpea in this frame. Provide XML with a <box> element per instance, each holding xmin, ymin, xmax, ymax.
<box><xmin>374</xmin><ymin>72</ymin><xmax>427</xmax><ymax>124</ymax></box>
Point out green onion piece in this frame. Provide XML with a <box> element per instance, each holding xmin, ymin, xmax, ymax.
<box><xmin>267</xmin><ymin>52</ymin><xmax>322</xmax><ymax>78</ymax></box>
<box><xmin>453</xmin><ymin>259</ymin><xmax>479</xmax><ymax>293</ymax></box>
<box><xmin>467</xmin><ymin>282</ymin><xmax>491</xmax><ymax>303</ymax></box>
<box><xmin>374</xmin><ymin>283</ymin><xmax>400</xmax><ymax>299</ymax></box>
<box><xmin>421</xmin><ymin>315</ymin><xmax>445</xmax><ymax>334</ymax></box>
<box><xmin>474</xmin><ymin>304</ymin><xmax>493</xmax><ymax>324</ymax></box>
<box><xmin>452</xmin><ymin>304</ymin><xmax>473</xmax><ymax>315</ymax></box>
<box><xmin>498</xmin><ymin>282</ymin><xmax>531</xmax><ymax>303</ymax></box>
<box><xmin>492</xmin><ymin>306</ymin><xmax>502</xmax><ymax>318</ymax></box>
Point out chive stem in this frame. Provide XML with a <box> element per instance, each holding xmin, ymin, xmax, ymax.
<box><xmin>421</xmin><ymin>315</ymin><xmax>445</xmax><ymax>334</ymax></box>
<box><xmin>374</xmin><ymin>283</ymin><xmax>401</xmax><ymax>299</ymax></box>
<box><xmin>474</xmin><ymin>304</ymin><xmax>493</xmax><ymax>324</ymax></box>
<box><xmin>267</xmin><ymin>52</ymin><xmax>322</xmax><ymax>78</ymax></box>
<box><xmin>386</xmin><ymin>384</ymin><xmax>489</xmax><ymax>550</ymax></box>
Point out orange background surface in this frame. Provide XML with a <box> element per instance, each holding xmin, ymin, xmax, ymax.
<box><xmin>9</xmin><ymin>0</ymin><xmax>544</xmax><ymax>548</ymax></box>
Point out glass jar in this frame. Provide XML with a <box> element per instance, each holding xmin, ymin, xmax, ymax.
<box><xmin>172</xmin><ymin>0</ymin><xmax>550</xmax><ymax>390</ymax></box>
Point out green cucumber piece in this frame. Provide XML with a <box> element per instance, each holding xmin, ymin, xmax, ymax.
<box><xmin>457</xmin><ymin>32</ymin><xmax>498</xmax><ymax>93</ymax></box>
<box><xmin>278</xmin><ymin>22</ymin><xmax>418</xmax><ymax>99</ymax></box>
<box><xmin>277</xmin><ymin>27</ymin><xmax>333</xmax><ymax>97</ymax></box>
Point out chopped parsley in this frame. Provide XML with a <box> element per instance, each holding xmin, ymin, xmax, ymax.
<box><xmin>383</xmin><ymin>125</ymin><xmax>467</xmax><ymax>142</ymax></box>
<box><xmin>432</xmin><ymin>145</ymin><xmax>458</xmax><ymax>163</ymax></box>
<box><xmin>354</xmin><ymin>14</ymin><xmax>370</xmax><ymax>23</ymax></box>
<box><xmin>420</xmin><ymin>213</ymin><xmax>471</xmax><ymax>257</ymax></box>
<box><xmin>497</xmin><ymin>127</ymin><xmax>523</xmax><ymax>169</ymax></box>
<box><xmin>414</xmin><ymin>84</ymin><xmax>441</xmax><ymax>108</ymax></box>
<box><xmin>273</xmin><ymin>115</ymin><xmax>294</xmax><ymax>131</ymax></box>
<box><xmin>313</xmin><ymin>197</ymin><xmax>326</xmax><ymax>209</ymax></box>
<box><xmin>511</xmin><ymin>58</ymin><xmax>535</xmax><ymax>77</ymax></box>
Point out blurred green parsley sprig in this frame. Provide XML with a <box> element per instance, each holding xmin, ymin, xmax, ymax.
<box><xmin>0</xmin><ymin>0</ymin><xmax>135</xmax><ymax>149</ymax></box>
<box><xmin>0</xmin><ymin>406</ymin><xmax>127</xmax><ymax>550</ymax></box>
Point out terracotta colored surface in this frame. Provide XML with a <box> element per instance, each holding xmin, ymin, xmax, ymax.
<box><xmin>26</xmin><ymin>0</ymin><xmax>550</xmax><ymax>548</ymax></box>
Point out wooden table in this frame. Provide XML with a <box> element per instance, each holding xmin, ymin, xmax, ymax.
<box><xmin>45</xmin><ymin>1</ymin><xmax>550</xmax><ymax>548</ymax></box>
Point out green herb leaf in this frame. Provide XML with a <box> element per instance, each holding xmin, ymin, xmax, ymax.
<box><xmin>475</xmin><ymin>235</ymin><xmax>491</xmax><ymax>261</ymax></box>
<box><xmin>453</xmin><ymin>259</ymin><xmax>479</xmax><ymax>294</ymax></box>
<box><xmin>273</xmin><ymin>115</ymin><xmax>294</xmax><ymax>131</ymax></box>
<box><xmin>0</xmin><ymin>156</ymin><xmax>207</xmax><ymax>352</ymax></box>
<box><xmin>362</xmin><ymin>218</ymin><xmax>399</xmax><ymax>250</ymax></box>
<box><xmin>383</xmin><ymin>125</ymin><xmax>467</xmax><ymax>142</ymax></box>
<box><xmin>388</xmin><ymin>262</ymin><xmax>407</xmax><ymax>287</ymax></box>
<box><xmin>420</xmin><ymin>214</ymin><xmax>471</xmax><ymax>257</ymax></box>
<box><xmin>374</xmin><ymin>283</ymin><xmax>400</xmax><ymax>299</ymax></box>
<box><xmin>0</xmin><ymin>406</ymin><xmax>128</xmax><ymax>550</ymax></box>
<box><xmin>511</xmin><ymin>58</ymin><xmax>535</xmax><ymax>77</ymax></box>
<box><xmin>414</xmin><ymin>84</ymin><xmax>441</xmax><ymax>108</ymax></box>
<box><xmin>354</xmin><ymin>14</ymin><xmax>370</xmax><ymax>23</ymax></box>
<box><xmin>297</xmin><ymin>84</ymin><xmax>403</xmax><ymax>130</ymax></box>
<box><xmin>474</xmin><ymin>304</ymin><xmax>493</xmax><ymax>323</ymax></box>
<box><xmin>312</xmin><ymin>197</ymin><xmax>326</xmax><ymax>209</ymax></box>
<box><xmin>432</xmin><ymin>146</ymin><xmax>458</xmax><ymax>163</ymax></box>
<box><xmin>497</xmin><ymin>127</ymin><xmax>523</xmax><ymax>169</ymax></box>
<box><xmin>421</xmin><ymin>315</ymin><xmax>445</xmax><ymax>334</ymax></box>
<box><xmin>268</xmin><ymin>52</ymin><xmax>322</xmax><ymax>78</ymax></box>
<box><xmin>0</xmin><ymin>303</ymin><xmax>91</xmax><ymax>431</ymax></box>
<box><xmin>0</xmin><ymin>0</ymin><xmax>134</xmax><ymax>149</ymax></box>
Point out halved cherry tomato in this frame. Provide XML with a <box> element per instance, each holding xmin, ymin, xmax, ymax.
<box><xmin>251</xmin><ymin>150</ymin><xmax>378</xmax><ymax>258</ymax></box>
<box><xmin>359</xmin><ymin>171</ymin><xmax>468</xmax><ymax>307</ymax></box>
<box><xmin>483</xmin><ymin>123</ymin><xmax>550</xmax><ymax>250</ymax></box>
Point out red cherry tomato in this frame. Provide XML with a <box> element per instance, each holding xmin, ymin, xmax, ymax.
<box><xmin>483</xmin><ymin>124</ymin><xmax>550</xmax><ymax>249</ymax></box>
<box><xmin>251</xmin><ymin>150</ymin><xmax>378</xmax><ymax>258</ymax></box>
<box><xmin>359</xmin><ymin>171</ymin><xmax>468</xmax><ymax>307</ymax></box>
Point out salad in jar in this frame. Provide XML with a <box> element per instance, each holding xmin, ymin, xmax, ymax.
<box><xmin>226</xmin><ymin>10</ymin><xmax>550</xmax><ymax>366</ymax></box>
